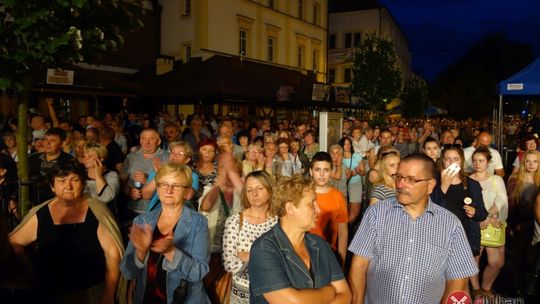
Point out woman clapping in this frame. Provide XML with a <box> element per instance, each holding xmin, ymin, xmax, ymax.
<box><xmin>121</xmin><ymin>163</ymin><xmax>210</xmax><ymax>304</ymax></box>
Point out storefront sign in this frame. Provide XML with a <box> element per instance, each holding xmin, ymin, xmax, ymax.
<box><xmin>46</xmin><ymin>69</ymin><xmax>74</xmax><ymax>85</ymax></box>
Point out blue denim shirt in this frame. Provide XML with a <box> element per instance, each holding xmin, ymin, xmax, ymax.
<box><xmin>120</xmin><ymin>205</ymin><xmax>210</xmax><ymax>304</ymax></box>
<box><xmin>248</xmin><ymin>222</ymin><xmax>345</xmax><ymax>304</ymax></box>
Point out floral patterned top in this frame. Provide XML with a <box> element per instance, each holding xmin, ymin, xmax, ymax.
<box><xmin>222</xmin><ymin>213</ymin><xmax>278</xmax><ymax>303</ymax></box>
<box><xmin>194</xmin><ymin>160</ymin><xmax>218</xmax><ymax>198</ymax></box>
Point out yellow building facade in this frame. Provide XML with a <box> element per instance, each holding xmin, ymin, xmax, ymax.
<box><xmin>160</xmin><ymin>0</ymin><xmax>328</xmax><ymax>100</ymax></box>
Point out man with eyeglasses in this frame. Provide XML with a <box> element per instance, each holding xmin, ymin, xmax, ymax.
<box><xmin>348</xmin><ymin>153</ymin><xmax>478</xmax><ymax>304</ymax></box>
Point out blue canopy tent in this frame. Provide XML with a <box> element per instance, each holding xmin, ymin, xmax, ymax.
<box><xmin>499</xmin><ymin>58</ymin><xmax>540</xmax><ymax>96</ymax></box>
<box><xmin>497</xmin><ymin>58</ymin><xmax>540</xmax><ymax>155</ymax></box>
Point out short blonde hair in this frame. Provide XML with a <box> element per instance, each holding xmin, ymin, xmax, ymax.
<box><xmin>84</xmin><ymin>142</ymin><xmax>108</xmax><ymax>160</ymax></box>
<box><xmin>272</xmin><ymin>174</ymin><xmax>314</xmax><ymax>217</ymax></box>
<box><xmin>155</xmin><ymin>162</ymin><xmax>193</xmax><ymax>188</ymax></box>
<box><xmin>170</xmin><ymin>141</ymin><xmax>193</xmax><ymax>158</ymax></box>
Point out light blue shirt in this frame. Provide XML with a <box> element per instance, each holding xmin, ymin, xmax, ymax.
<box><xmin>348</xmin><ymin>198</ymin><xmax>478</xmax><ymax>303</ymax></box>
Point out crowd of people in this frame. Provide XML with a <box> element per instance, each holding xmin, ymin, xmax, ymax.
<box><xmin>0</xmin><ymin>106</ymin><xmax>539</xmax><ymax>303</ymax></box>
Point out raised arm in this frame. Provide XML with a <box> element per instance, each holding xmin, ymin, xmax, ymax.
<box><xmin>46</xmin><ymin>98</ymin><xmax>59</xmax><ymax>128</ymax></box>
<box><xmin>199</xmin><ymin>183</ymin><xmax>221</xmax><ymax>212</ymax></box>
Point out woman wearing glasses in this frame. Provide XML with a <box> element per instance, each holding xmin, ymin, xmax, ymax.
<box><xmin>121</xmin><ymin>163</ymin><xmax>210</xmax><ymax>304</ymax></box>
<box><xmin>430</xmin><ymin>146</ymin><xmax>488</xmax><ymax>257</ymax></box>
<box><xmin>141</xmin><ymin>141</ymin><xmax>198</xmax><ymax>211</ymax></box>
<box><xmin>242</xmin><ymin>144</ymin><xmax>264</xmax><ymax>176</ymax></box>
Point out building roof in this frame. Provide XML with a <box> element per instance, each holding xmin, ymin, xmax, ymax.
<box><xmin>329</xmin><ymin>0</ymin><xmax>385</xmax><ymax>13</ymax></box>
<box><xmin>133</xmin><ymin>55</ymin><xmax>323</xmax><ymax>105</ymax></box>
<box><xmin>32</xmin><ymin>65</ymin><xmax>139</xmax><ymax>97</ymax></box>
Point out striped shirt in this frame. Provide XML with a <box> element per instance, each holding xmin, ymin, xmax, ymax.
<box><xmin>370</xmin><ymin>184</ymin><xmax>395</xmax><ymax>202</ymax></box>
<box><xmin>349</xmin><ymin>198</ymin><xmax>478</xmax><ymax>303</ymax></box>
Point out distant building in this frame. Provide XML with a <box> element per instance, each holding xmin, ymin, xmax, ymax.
<box><xmin>2</xmin><ymin>1</ymin><xmax>335</xmax><ymax>121</ymax></box>
<box><xmin>155</xmin><ymin>0</ymin><xmax>330</xmax><ymax>119</ymax></box>
<box><xmin>328</xmin><ymin>0</ymin><xmax>411</xmax><ymax>92</ymax></box>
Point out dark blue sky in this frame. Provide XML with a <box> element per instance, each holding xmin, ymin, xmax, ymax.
<box><xmin>380</xmin><ymin>0</ymin><xmax>540</xmax><ymax>81</ymax></box>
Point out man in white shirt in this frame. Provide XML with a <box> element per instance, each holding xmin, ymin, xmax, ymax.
<box><xmin>463</xmin><ymin>131</ymin><xmax>504</xmax><ymax>177</ymax></box>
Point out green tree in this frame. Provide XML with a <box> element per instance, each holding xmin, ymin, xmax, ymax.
<box><xmin>0</xmin><ymin>0</ymin><xmax>144</xmax><ymax>215</ymax></box>
<box><xmin>351</xmin><ymin>34</ymin><xmax>403</xmax><ymax>114</ymax></box>
<box><xmin>401</xmin><ymin>75</ymin><xmax>429</xmax><ymax>118</ymax></box>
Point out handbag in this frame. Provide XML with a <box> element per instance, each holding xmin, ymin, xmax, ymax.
<box><xmin>481</xmin><ymin>222</ymin><xmax>507</xmax><ymax>247</ymax></box>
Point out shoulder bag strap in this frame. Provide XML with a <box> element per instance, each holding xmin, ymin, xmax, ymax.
<box><xmin>218</xmin><ymin>188</ymin><xmax>230</xmax><ymax>217</ymax></box>
<box><xmin>238</xmin><ymin>211</ymin><xmax>243</xmax><ymax>232</ymax></box>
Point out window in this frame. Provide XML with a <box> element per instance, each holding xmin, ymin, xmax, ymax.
<box><xmin>312</xmin><ymin>50</ymin><xmax>319</xmax><ymax>72</ymax></box>
<box><xmin>183</xmin><ymin>0</ymin><xmax>191</xmax><ymax>16</ymax></box>
<box><xmin>344</xmin><ymin>68</ymin><xmax>352</xmax><ymax>83</ymax></box>
<box><xmin>297</xmin><ymin>46</ymin><xmax>305</xmax><ymax>68</ymax></box>
<box><xmin>268</xmin><ymin>37</ymin><xmax>275</xmax><ymax>62</ymax></box>
<box><xmin>329</xmin><ymin>69</ymin><xmax>335</xmax><ymax>83</ymax></box>
<box><xmin>354</xmin><ymin>32</ymin><xmax>361</xmax><ymax>47</ymax></box>
<box><xmin>239</xmin><ymin>29</ymin><xmax>247</xmax><ymax>56</ymax></box>
<box><xmin>345</xmin><ymin>32</ymin><xmax>361</xmax><ymax>48</ymax></box>
<box><xmin>313</xmin><ymin>3</ymin><xmax>319</xmax><ymax>25</ymax></box>
<box><xmin>329</xmin><ymin>34</ymin><xmax>336</xmax><ymax>49</ymax></box>
<box><xmin>184</xmin><ymin>44</ymin><xmax>191</xmax><ymax>62</ymax></box>
<box><xmin>344</xmin><ymin>33</ymin><xmax>352</xmax><ymax>48</ymax></box>
<box><xmin>266</xmin><ymin>24</ymin><xmax>281</xmax><ymax>62</ymax></box>
<box><xmin>298</xmin><ymin>0</ymin><xmax>303</xmax><ymax>19</ymax></box>
<box><xmin>268</xmin><ymin>0</ymin><xmax>275</xmax><ymax>9</ymax></box>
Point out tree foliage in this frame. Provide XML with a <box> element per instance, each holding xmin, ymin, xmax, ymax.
<box><xmin>431</xmin><ymin>32</ymin><xmax>535</xmax><ymax>119</ymax></box>
<box><xmin>351</xmin><ymin>34</ymin><xmax>403</xmax><ymax>113</ymax></box>
<box><xmin>0</xmin><ymin>0</ymin><xmax>145</xmax><ymax>90</ymax></box>
<box><xmin>0</xmin><ymin>0</ymin><xmax>144</xmax><ymax>215</ymax></box>
<box><xmin>401</xmin><ymin>75</ymin><xmax>429</xmax><ymax>118</ymax></box>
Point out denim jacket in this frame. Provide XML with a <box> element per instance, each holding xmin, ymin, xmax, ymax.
<box><xmin>248</xmin><ymin>223</ymin><xmax>344</xmax><ymax>304</ymax></box>
<box><xmin>120</xmin><ymin>205</ymin><xmax>210</xmax><ymax>304</ymax></box>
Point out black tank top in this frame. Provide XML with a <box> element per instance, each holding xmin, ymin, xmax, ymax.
<box><xmin>36</xmin><ymin>205</ymin><xmax>106</xmax><ymax>295</ymax></box>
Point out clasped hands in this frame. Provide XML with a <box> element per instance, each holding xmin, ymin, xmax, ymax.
<box><xmin>130</xmin><ymin>224</ymin><xmax>175</xmax><ymax>262</ymax></box>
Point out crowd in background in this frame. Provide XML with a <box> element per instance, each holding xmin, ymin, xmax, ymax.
<box><xmin>1</xmin><ymin>104</ymin><xmax>540</xmax><ymax>303</ymax></box>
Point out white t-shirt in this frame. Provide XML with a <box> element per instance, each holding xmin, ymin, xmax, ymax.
<box><xmin>463</xmin><ymin>146</ymin><xmax>504</xmax><ymax>174</ymax></box>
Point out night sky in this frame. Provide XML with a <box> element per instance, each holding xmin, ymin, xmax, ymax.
<box><xmin>380</xmin><ymin>0</ymin><xmax>540</xmax><ymax>81</ymax></box>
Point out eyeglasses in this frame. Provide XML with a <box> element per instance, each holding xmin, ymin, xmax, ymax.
<box><xmin>393</xmin><ymin>174</ymin><xmax>431</xmax><ymax>185</ymax></box>
<box><xmin>170</xmin><ymin>151</ymin><xmax>186</xmax><ymax>157</ymax></box>
<box><xmin>157</xmin><ymin>182</ymin><xmax>189</xmax><ymax>191</ymax></box>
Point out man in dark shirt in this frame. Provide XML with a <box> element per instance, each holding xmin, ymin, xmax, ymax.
<box><xmin>99</xmin><ymin>127</ymin><xmax>125</xmax><ymax>172</ymax></box>
<box><xmin>28</xmin><ymin>128</ymin><xmax>73</xmax><ymax>204</ymax></box>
